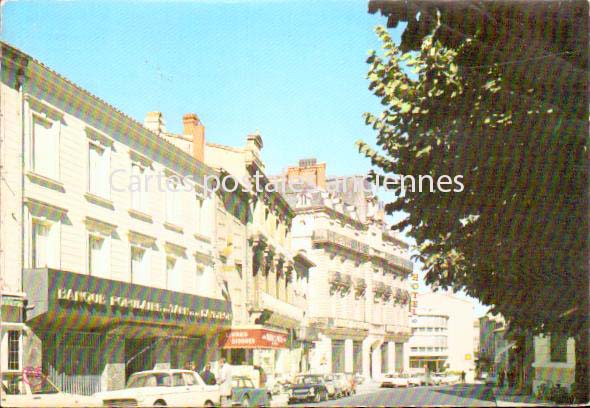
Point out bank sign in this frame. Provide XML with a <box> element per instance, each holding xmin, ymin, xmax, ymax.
<box><xmin>24</xmin><ymin>268</ymin><xmax>232</xmax><ymax>331</ymax></box>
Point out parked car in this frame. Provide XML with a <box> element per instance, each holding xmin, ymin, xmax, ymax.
<box><xmin>431</xmin><ymin>372</ymin><xmax>458</xmax><ymax>385</ymax></box>
<box><xmin>334</xmin><ymin>373</ymin><xmax>354</xmax><ymax>396</ymax></box>
<box><xmin>485</xmin><ymin>374</ymin><xmax>498</xmax><ymax>386</ymax></box>
<box><xmin>288</xmin><ymin>375</ymin><xmax>329</xmax><ymax>404</ymax></box>
<box><xmin>322</xmin><ymin>374</ymin><xmax>341</xmax><ymax>398</ymax></box>
<box><xmin>408</xmin><ymin>373</ymin><xmax>423</xmax><ymax>387</ymax></box>
<box><xmin>95</xmin><ymin>369</ymin><xmax>219</xmax><ymax>407</ymax></box>
<box><xmin>353</xmin><ymin>373</ymin><xmax>365</xmax><ymax>386</ymax></box>
<box><xmin>346</xmin><ymin>373</ymin><xmax>357</xmax><ymax>395</ymax></box>
<box><xmin>231</xmin><ymin>376</ymin><xmax>271</xmax><ymax>407</ymax></box>
<box><xmin>380</xmin><ymin>373</ymin><xmax>410</xmax><ymax>388</ymax></box>
<box><xmin>265</xmin><ymin>374</ymin><xmax>291</xmax><ymax>396</ymax></box>
<box><xmin>1</xmin><ymin>372</ymin><xmax>100</xmax><ymax>407</ymax></box>
<box><xmin>446</xmin><ymin>373</ymin><xmax>460</xmax><ymax>384</ymax></box>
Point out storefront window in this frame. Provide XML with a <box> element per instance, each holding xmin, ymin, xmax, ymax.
<box><xmin>381</xmin><ymin>344</ymin><xmax>388</xmax><ymax>374</ymax></box>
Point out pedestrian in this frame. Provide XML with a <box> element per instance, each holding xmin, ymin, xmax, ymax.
<box><xmin>461</xmin><ymin>371</ymin><xmax>466</xmax><ymax>383</ymax></box>
<box><xmin>200</xmin><ymin>363</ymin><xmax>217</xmax><ymax>385</ymax></box>
<box><xmin>218</xmin><ymin>358</ymin><xmax>232</xmax><ymax>407</ymax></box>
<box><xmin>498</xmin><ymin>370</ymin><xmax>505</xmax><ymax>387</ymax></box>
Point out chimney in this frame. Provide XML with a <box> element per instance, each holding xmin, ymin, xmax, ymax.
<box><xmin>144</xmin><ymin>111</ymin><xmax>166</xmax><ymax>135</ymax></box>
<box><xmin>286</xmin><ymin>158</ymin><xmax>326</xmax><ymax>189</ymax></box>
<box><xmin>183</xmin><ymin>113</ymin><xmax>205</xmax><ymax>162</ymax></box>
<box><xmin>246</xmin><ymin>129</ymin><xmax>264</xmax><ymax>155</ymax></box>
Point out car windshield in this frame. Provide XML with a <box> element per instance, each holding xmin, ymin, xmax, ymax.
<box><xmin>295</xmin><ymin>376</ymin><xmax>321</xmax><ymax>385</ymax></box>
<box><xmin>127</xmin><ymin>373</ymin><xmax>171</xmax><ymax>388</ymax></box>
<box><xmin>2</xmin><ymin>374</ymin><xmax>28</xmax><ymax>395</ymax></box>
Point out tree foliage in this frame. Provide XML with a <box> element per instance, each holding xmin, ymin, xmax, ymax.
<box><xmin>358</xmin><ymin>3</ymin><xmax>588</xmax><ymax>338</ymax></box>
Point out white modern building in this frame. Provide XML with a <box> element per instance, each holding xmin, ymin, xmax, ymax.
<box><xmin>408</xmin><ymin>311</ymin><xmax>449</xmax><ymax>373</ymax></box>
<box><xmin>409</xmin><ymin>292</ymin><xmax>476</xmax><ymax>381</ymax></box>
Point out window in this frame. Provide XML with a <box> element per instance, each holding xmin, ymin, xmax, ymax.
<box><xmin>166</xmin><ymin>256</ymin><xmax>182</xmax><ymax>291</ymax></box>
<box><xmin>31</xmin><ymin>219</ymin><xmax>58</xmax><ymax>268</ymax></box>
<box><xmin>194</xmin><ymin>265</ymin><xmax>205</xmax><ymax>292</ymax></box>
<box><xmin>183</xmin><ymin>373</ymin><xmax>196</xmax><ymax>386</ymax></box>
<box><xmin>88</xmin><ymin>234</ymin><xmax>110</xmax><ymax>278</ymax></box>
<box><xmin>8</xmin><ymin>331</ymin><xmax>20</xmax><ymax>370</ymax></box>
<box><xmin>550</xmin><ymin>334</ymin><xmax>568</xmax><ymax>363</ymax></box>
<box><xmin>32</xmin><ymin>116</ymin><xmax>59</xmax><ymax>179</ymax></box>
<box><xmin>88</xmin><ymin>142</ymin><xmax>110</xmax><ymax>198</ymax></box>
<box><xmin>131</xmin><ymin>246</ymin><xmax>150</xmax><ymax>286</ymax></box>
<box><xmin>165</xmin><ymin>176</ymin><xmax>182</xmax><ymax>225</ymax></box>
<box><xmin>131</xmin><ymin>163</ymin><xmax>148</xmax><ymax>213</ymax></box>
<box><xmin>172</xmin><ymin>373</ymin><xmax>185</xmax><ymax>387</ymax></box>
<box><xmin>195</xmin><ymin>196</ymin><xmax>202</xmax><ymax>234</ymax></box>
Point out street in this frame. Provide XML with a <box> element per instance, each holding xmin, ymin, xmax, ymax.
<box><xmin>291</xmin><ymin>384</ymin><xmax>498</xmax><ymax>407</ymax></box>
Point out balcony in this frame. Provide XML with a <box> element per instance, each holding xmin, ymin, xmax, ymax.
<box><xmin>259</xmin><ymin>292</ymin><xmax>304</xmax><ymax>323</ymax></box>
<box><xmin>313</xmin><ymin>229</ymin><xmax>370</xmax><ymax>255</ymax></box>
<box><xmin>370</xmin><ymin>248</ymin><xmax>413</xmax><ymax>273</ymax></box>
<box><xmin>312</xmin><ymin>229</ymin><xmax>413</xmax><ymax>273</ymax></box>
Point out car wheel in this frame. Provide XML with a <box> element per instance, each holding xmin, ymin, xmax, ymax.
<box><xmin>204</xmin><ymin>401</ymin><xmax>215</xmax><ymax>407</ymax></box>
<box><xmin>241</xmin><ymin>396</ymin><xmax>251</xmax><ymax>407</ymax></box>
<box><xmin>153</xmin><ymin>400</ymin><xmax>167</xmax><ymax>407</ymax></box>
<box><xmin>321</xmin><ymin>390</ymin><xmax>328</xmax><ymax>402</ymax></box>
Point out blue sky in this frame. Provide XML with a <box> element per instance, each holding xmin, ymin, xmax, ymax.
<box><xmin>2</xmin><ymin>0</ymin><xmax>487</xmax><ymax>316</ymax></box>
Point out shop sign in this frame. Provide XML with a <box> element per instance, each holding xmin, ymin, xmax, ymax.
<box><xmin>24</xmin><ymin>268</ymin><xmax>232</xmax><ymax>328</ymax></box>
<box><xmin>220</xmin><ymin>328</ymin><xmax>288</xmax><ymax>349</ymax></box>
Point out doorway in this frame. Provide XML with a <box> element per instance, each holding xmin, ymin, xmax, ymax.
<box><xmin>125</xmin><ymin>338</ymin><xmax>155</xmax><ymax>380</ymax></box>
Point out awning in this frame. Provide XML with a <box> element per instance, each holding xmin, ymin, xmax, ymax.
<box><xmin>23</xmin><ymin>268</ymin><xmax>232</xmax><ymax>336</ymax></box>
<box><xmin>219</xmin><ymin>327</ymin><xmax>288</xmax><ymax>349</ymax></box>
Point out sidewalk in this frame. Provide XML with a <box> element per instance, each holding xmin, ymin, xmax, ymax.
<box><xmin>494</xmin><ymin>387</ymin><xmax>552</xmax><ymax>407</ymax></box>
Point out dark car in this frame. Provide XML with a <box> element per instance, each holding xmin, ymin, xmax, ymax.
<box><xmin>231</xmin><ymin>376</ymin><xmax>271</xmax><ymax>407</ymax></box>
<box><xmin>288</xmin><ymin>375</ymin><xmax>329</xmax><ymax>404</ymax></box>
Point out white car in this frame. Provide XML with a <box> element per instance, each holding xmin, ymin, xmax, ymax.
<box><xmin>1</xmin><ymin>372</ymin><xmax>100</xmax><ymax>407</ymax></box>
<box><xmin>321</xmin><ymin>375</ymin><xmax>338</xmax><ymax>398</ymax></box>
<box><xmin>380</xmin><ymin>373</ymin><xmax>409</xmax><ymax>388</ymax></box>
<box><xmin>95</xmin><ymin>369</ymin><xmax>220</xmax><ymax>407</ymax></box>
<box><xmin>333</xmin><ymin>373</ymin><xmax>353</xmax><ymax>396</ymax></box>
<box><xmin>408</xmin><ymin>373</ymin><xmax>423</xmax><ymax>387</ymax></box>
<box><xmin>432</xmin><ymin>372</ymin><xmax>458</xmax><ymax>385</ymax></box>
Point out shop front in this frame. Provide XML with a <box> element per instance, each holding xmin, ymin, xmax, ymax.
<box><xmin>23</xmin><ymin>268</ymin><xmax>232</xmax><ymax>395</ymax></box>
<box><xmin>219</xmin><ymin>326</ymin><xmax>292</xmax><ymax>382</ymax></box>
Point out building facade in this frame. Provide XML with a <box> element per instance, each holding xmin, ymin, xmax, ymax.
<box><xmin>0</xmin><ymin>43</ymin><xmax>232</xmax><ymax>395</ymax></box>
<box><xmin>532</xmin><ymin>334</ymin><xmax>576</xmax><ymax>393</ymax></box>
<box><xmin>408</xmin><ymin>311</ymin><xmax>449</xmax><ymax>373</ymax></box>
<box><xmin>275</xmin><ymin>159</ymin><xmax>413</xmax><ymax>380</ymax></box>
<box><xmin>410</xmin><ymin>292</ymin><xmax>476</xmax><ymax>381</ymax></box>
<box><xmin>478</xmin><ymin>313</ymin><xmax>506</xmax><ymax>376</ymax></box>
<box><xmin>204</xmin><ymin>135</ymin><xmax>315</xmax><ymax>379</ymax></box>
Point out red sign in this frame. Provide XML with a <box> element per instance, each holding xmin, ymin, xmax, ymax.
<box><xmin>219</xmin><ymin>328</ymin><xmax>288</xmax><ymax>349</ymax></box>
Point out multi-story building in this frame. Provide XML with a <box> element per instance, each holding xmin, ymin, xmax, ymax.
<box><xmin>410</xmin><ymin>292</ymin><xmax>476</xmax><ymax>381</ymax></box>
<box><xmin>408</xmin><ymin>311</ymin><xmax>449</xmax><ymax>373</ymax></box>
<box><xmin>532</xmin><ymin>334</ymin><xmax>576</xmax><ymax>393</ymax></box>
<box><xmin>0</xmin><ymin>42</ymin><xmax>232</xmax><ymax>395</ymax></box>
<box><xmin>274</xmin><ymin>159</ymin><xmax>413</xmax><ymax>380</ymax></box>
<box><xmin>204</xmin><ymin>134</ymin><xmax>315</xmax><ymax>378</ymax></box>
<box><xmin>478</xmin><ymin>313</ymin><xmax>506</xmax><ymax>375</ymax></box>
